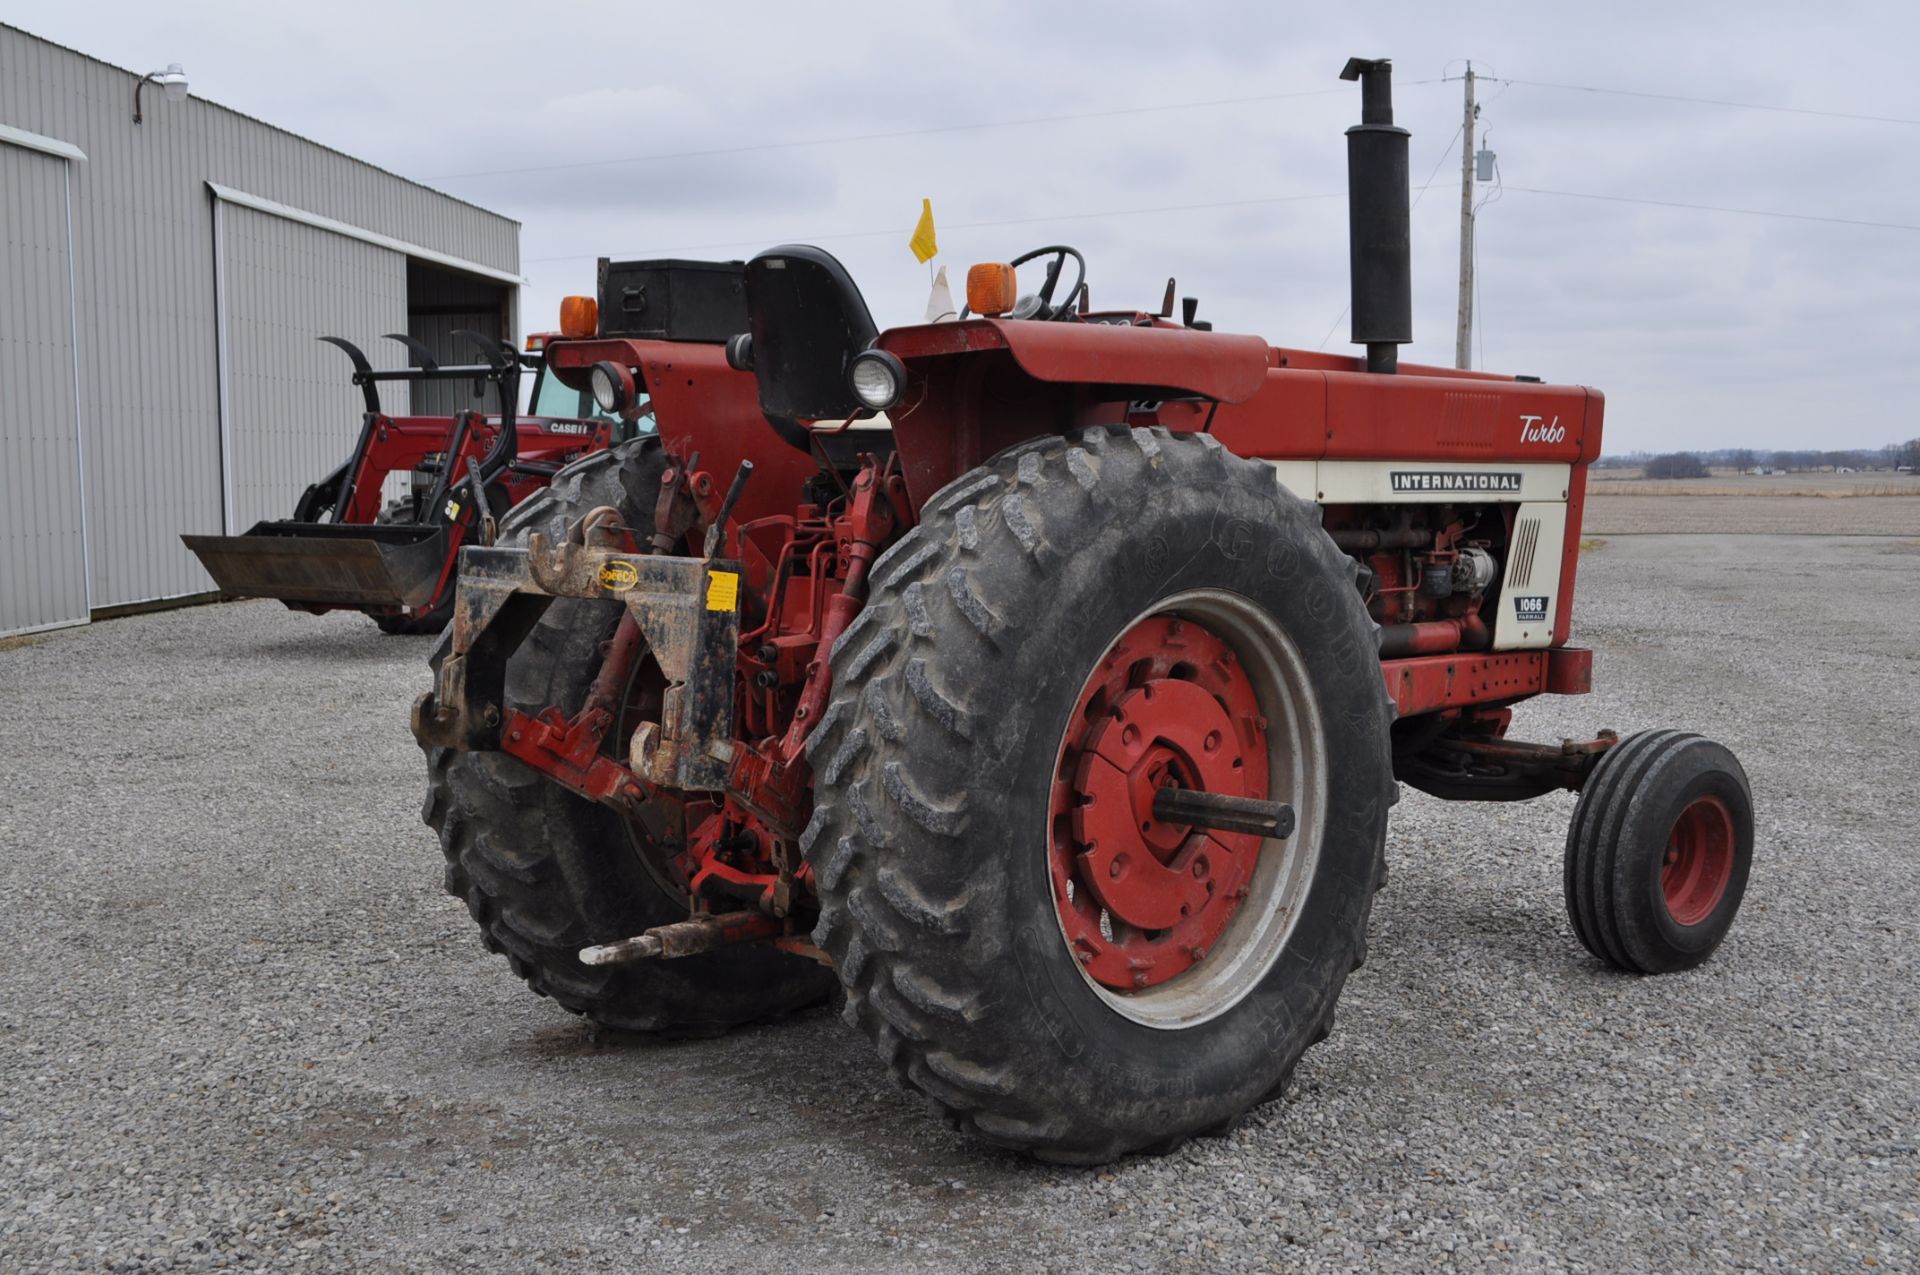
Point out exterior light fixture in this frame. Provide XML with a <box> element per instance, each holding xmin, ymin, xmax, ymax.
<box><xmin>846</xmin><ymin>348</ymin><xmax>906</xmax><ymax>412</ymax></box>
<box><xmin>589</xmin><ymin>362</ymin><xmax>637</xmax><ymax>416</ymax></box>
<box><xmin>133</xmin><ymin>63</ymin><xmax>189</xmax><ymax>124</ymax></box>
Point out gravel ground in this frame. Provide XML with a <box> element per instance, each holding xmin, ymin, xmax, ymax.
<box><xmin>3</xmin><ymin>534</ymin><xmax>1916</xmax><ymax>1273</ymax></box>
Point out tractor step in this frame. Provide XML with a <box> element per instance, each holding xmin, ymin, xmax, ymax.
<box><xmin>182</xmin><ymin>520</ymin><xmax>449</xmax><ymax>609</ymax></box>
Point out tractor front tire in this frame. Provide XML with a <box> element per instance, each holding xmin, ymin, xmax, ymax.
<box><xmin>373</xmin><ymin>608</ymin><xmax>448</xmax><ymax>636</ymax></box>
<box><xmin>803</xmin><ymin>427</ymin><xmax>1396</xmax><ymax>1162</ymax></box>
<box><xmin>1564</xmin><ymin>730</ymin><xmax>1754</xmax><ymax>974</ymax></box>
<box><xmin>420</xmin><ymin>441</ymin><xmax>835</xmax><ymax>1033</ymax></box>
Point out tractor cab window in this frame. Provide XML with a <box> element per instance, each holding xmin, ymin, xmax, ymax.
<box><xmin>528</xmin><ymin>365</ymin><xmax>653</xmax><ymax>434</ymax></box>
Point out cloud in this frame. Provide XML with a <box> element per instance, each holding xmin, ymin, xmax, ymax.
<box><xmin>27</xmin><ymin>0</ymin><xmax>1920</xmax><ymax>452</ymax></box>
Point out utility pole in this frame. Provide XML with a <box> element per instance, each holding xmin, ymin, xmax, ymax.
<box><xmin>1455</xmin><ymin>63</ymin><xmax>1477</xmax><ymax>370</ymax></box>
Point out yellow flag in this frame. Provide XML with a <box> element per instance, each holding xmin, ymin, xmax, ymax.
<box><xmin>909</xmin><ymin>199</ymin><xmax>938</xmax><ymax>263</ymax></box>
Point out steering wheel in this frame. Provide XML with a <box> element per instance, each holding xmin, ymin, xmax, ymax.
<box><xmin>960</xmin><ymin>244</ymin><xmax>1086</xmax><ymax>321</ymax></box>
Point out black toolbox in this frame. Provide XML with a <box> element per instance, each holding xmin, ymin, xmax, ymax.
<box><xmin>595</xmin><ymin>258</ymin><xmax>748</xmax><ymax>342</ymax></box>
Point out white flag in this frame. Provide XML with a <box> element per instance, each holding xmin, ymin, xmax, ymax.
<box><xmin>925</xmin><ymin>266</ymin><xmax>956</xmax><ymax>323</ymax></box>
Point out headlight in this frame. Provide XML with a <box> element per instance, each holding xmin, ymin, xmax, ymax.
<box><xmin>847</xmin><ymin>349</ymin><xmax>906</xmax><ymax>412</ymax></box>
<box><xmin>589</xmin><ymin>361</ymin><xmax>633</xmax><ymax>414</ymax></box>
<box><xmin>725</xmin><ymin>332</ymin><xmax>754</xmax><ymax>372</ymax></box>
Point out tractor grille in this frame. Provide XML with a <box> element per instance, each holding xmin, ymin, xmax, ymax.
<box><xmin>1509</xmin><ymin>515</ymin><xmax>1544</xmax><ymax>588</ymax></box>
<box><xmin>1438</xmin><ymin>391</ymin><xmax>1501</xmax><ymax>454</ymax></box>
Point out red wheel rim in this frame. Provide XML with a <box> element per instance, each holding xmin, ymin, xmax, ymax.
<box><xmin>1661</xmin><ymin>795</ymin><xmax>1735</xmax><ymax>927</ymax></box>
<box><xmin>1048</xmin><ymin>613</ymin><xmax>1269</xmax><ymax>992</ymax></box>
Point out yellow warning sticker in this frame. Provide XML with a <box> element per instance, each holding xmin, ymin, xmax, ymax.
<box><xmin>705</xmin><ymin>569</ymin><xmax>740</xmax><ymax>612</ymax></box>
<box><xmin>598</xmin><ymin>560</ymin><xmax>639</xmax><ymax>592</ymax></box>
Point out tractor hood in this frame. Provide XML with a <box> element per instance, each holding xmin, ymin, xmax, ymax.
<box><xmin>877</xmin><ymin>318</ymin><xmax>1272</xmax><ymax>405</ymax></box>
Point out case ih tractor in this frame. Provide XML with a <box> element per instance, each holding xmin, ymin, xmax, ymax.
<box><xmin>412</xmin><ymin>59</ymin><xmax>1754</xmax><ymax>1163</ymax></box>
<box><xmin>184</xmin><ymin>332</ymin><xmax>630</xmax><ymax>635</ymax></box>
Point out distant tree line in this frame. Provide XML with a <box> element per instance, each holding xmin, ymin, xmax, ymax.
<box><xmin>1643</xmin><ymin>453</ymin><xmax>1711</xmax><ymax>480</ymax></box>
<box><xmin>1597</xmin><ymin>442</ymin><xmax>1920</xmax><ymax>475</ymax></box>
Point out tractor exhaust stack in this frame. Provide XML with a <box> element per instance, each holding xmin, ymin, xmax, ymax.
<box><xmin>1341</xmin><ymin>57</ymin><xmax>1412</xmax><ymax>374</ymax></box>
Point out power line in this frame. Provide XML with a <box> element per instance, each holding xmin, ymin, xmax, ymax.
<box><xmin>529</xmin><ymin>176</ymin><xmax>1920</xmax><ymax>270</ymax></box>
<box><xmin>1491</xmin><ymin>76</ymin><xmax>1920</xmax><ymax>127</ymax></box>
<box><xmin>1503</xmin><ymin>185</ymin><xmax>1920</xmax><ymax>232</ymax></box>
<box><xmin>524</xmin><ymin>189</ymin><xmax>1385</xmax><ymax>265</ymax></box>
<box><xmin>429</xmin><ymin>82</ymin><xmax>1442</xmax><ymax>183</ymax></box>
<box><xmin>434</xmin><ymin>68</ymin><xmax>1916</xmax><ymax>186</ymax></box>
<box><xmin>524</xmin><ymin>177</ymin><xmax>1920</xmax><ymax>272</ymax></box>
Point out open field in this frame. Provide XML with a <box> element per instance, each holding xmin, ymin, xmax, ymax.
<box><xmin>1590</xmin><ymin>468</ymin><xmax>1917</xmax><ymax>497</ymax></box>
<box><xmin>3</xmin><ymin>536</ymin><xmax>1917</xmax><ymax>1272</ymax></box>
<box><xmin>1583</xmin><ymin>495</ymin><xmax>1920</xmax><ymax>535</ymax></box>
<box><xmin>1585</xmin><ymin>470</ymin><xmax>1920</xmax><ymax>535</ymax></box>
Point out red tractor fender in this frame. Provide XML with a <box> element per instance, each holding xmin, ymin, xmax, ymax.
<box><xmin>543</xmin><ymin>337</ymin><xmax>822</xmax><ymax>531</ymax></box>
<box><xmin>875</xmin><ymin>319</ymin><xmax>1272</xmax><ymax>509</ymax></box>
<box><xmin>878</xmin><ymin>318</ymin><xmax>1272</xmax><ymax>404</ymax></box>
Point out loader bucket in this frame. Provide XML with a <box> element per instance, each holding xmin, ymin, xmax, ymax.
<box><xmin>182</xmin><ymin>520</ymin><xmax>449</xmax><ymax>609</ymax></box>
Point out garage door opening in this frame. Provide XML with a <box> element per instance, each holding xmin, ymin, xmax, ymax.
<box><xmin>406</xmin><ymin>259</ymin><xmax>514</xmax><ymax>417</ymax></box>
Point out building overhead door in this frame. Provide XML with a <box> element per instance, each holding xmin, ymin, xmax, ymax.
<box><xmin>0</xmin><ymin>141</ymin><xmax>88</xmax><ymax>636</ymax></box>
<box><xmin>216</xmin><ymin>201</ymin><xmax>406</xmax><ymax>532</ymax></box>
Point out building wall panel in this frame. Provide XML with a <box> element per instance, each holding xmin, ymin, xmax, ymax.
<box><xmin>0</xmin><ymin>24</ymin><xmax>520</xmax><ymax>615</ymax></box>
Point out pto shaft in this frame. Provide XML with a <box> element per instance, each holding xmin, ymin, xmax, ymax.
<box><xmin>1152</xmin><ymin>789</ymin><xmax>1297</xmax><ymax>839</ymax></box>
<box><xmin>579</xmin><ymin>910</ymin><xmax>778</xmax><ymax>966</ymax></box>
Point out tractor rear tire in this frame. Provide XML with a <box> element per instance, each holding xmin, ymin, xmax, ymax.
<box><xmin>1564</xmin><ymin>730</ymin><xmax>1753</xmax><ymax>973</ymax></box>
<box><xmin>420</xmin><ymin>440</ymin><xmax>835</xmax><ymax>1033</ymax></box>
<box><xmin>802</xmin><ymin>427</ymin><xmax>1396</xmax><ymax>1162</ymax></box>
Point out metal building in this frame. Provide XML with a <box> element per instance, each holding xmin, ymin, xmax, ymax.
<box><xmin>0</xmin><ymin>24</ymin><xmax>521</xmax><ymax>637</ymax></box>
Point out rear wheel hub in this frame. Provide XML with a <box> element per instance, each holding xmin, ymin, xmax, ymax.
<box><xmin>1049</xmin><ymin>614</ymin><xmax>1269</xmax><ymax>991</ymax></box>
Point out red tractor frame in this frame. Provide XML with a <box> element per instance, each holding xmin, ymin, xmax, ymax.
<box><xmin>412</xmin><ymin>59</ymin><xmax>1753</xmax><ymax>1163</ymax></box>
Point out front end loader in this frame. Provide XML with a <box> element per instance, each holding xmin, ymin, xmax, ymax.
<box><xmin>184</xmin><ymin>331</ymin><xmax>629</xmax><ymax>635</ymax></box>
<box><xmin>410</xmin><ymin>59</ymin><xmax>1754</xmax><ymax>1164</ymax></box>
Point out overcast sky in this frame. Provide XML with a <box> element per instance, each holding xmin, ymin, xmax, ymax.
<box><xmin>26</xmin><ymin>1</ymin><xmax>1920</xmax><ymax>453</ymax></box>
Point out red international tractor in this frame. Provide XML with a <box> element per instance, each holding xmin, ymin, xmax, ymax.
<box><xmin>184</xmin><ymin>331</ymin><xmax>632</xmax><ymax>634</ymax></box>
<box><xmin>412</xmin><ymin>59</ymin><xmax>1754</xmax><ymax>1163</ymax></box>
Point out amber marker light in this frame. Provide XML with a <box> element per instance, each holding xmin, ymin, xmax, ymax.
<box><xmin>966</xmin><ymin>263</ymin><xmax>1017</xmax><ymax>317</ymax></box>
<box><xmin>559</xmin><ymin>295</ymin><xmax>599</xmax><ymax>339</ymax></box>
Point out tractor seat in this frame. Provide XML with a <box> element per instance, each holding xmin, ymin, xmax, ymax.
<box><xmin>742</xmin><ymin>245</ymin><xmax>878</xmax><ymax>421</ymax></box>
